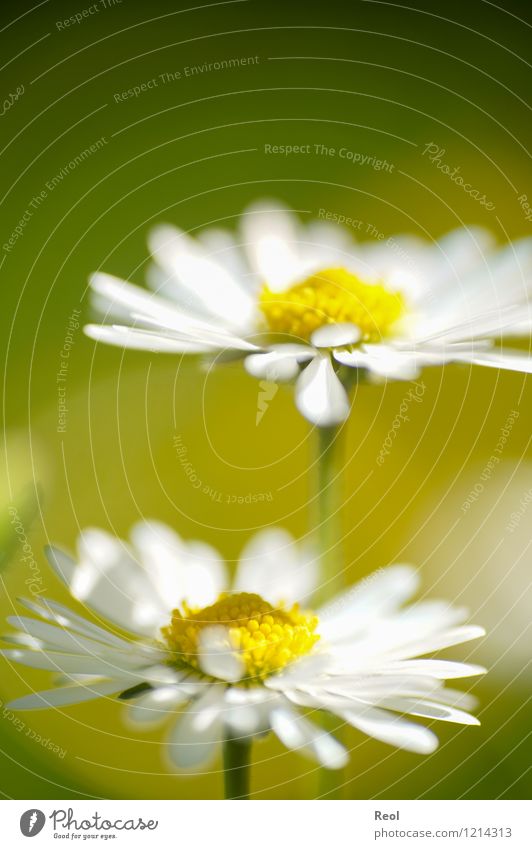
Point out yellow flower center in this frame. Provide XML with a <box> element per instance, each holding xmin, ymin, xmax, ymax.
<box><xmin>162</xmin><ymin>592</ymin><xmax>319</xmax><ymax>683</ymax></box>
<box><xmin>259</xmin><ymin>267</ymin><xmax>404</xmax><ymax>343</ymax></box>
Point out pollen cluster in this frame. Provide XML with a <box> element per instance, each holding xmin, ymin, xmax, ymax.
<box><xmin>162</xmin><ymin>592</ymin><xmax>319</xmax><ymax>683</ymax></box>
<box><xmin>259</xmin><ymin>267</ymin><xmax>404</xmax><ymax>343</ymax></box>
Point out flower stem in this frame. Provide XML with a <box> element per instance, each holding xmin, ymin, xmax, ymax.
<box><xmin>315</xmin><ymin>424</ymin><xmax>346</xmax><ymax>799</ymax></box>
<box><xmin>223</xmin><ymin>735</ymin><xmax>251</xmax><ymax>800</ymax></box>
<box><xmin>315</xmin><ymin>424</ymin><xmax>345</xmax><ymax>603</ymax></box>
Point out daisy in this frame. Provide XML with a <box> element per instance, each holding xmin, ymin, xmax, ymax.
<box><xmin>84</xmin><ymin>202</ymin><xmax>532</xmax><ymax>427</ymax></box>
<box><xmin>2</xmin><ymin>521</ymin><xmax>485</xmax><ymax>796</ymax></box>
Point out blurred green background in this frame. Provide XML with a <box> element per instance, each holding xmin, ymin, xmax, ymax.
<box><xmin>1</xmin><ymin>0</ymin><xmax>531</xmax><ymax>800</ymax></box>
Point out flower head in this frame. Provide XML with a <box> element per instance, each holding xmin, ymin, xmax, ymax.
<box><xmin>85</xmin><ymin>202</ymin><xmax>532</xmax><ymax>426</ymax></box>
<box><xmin>2</xmin><ymin>522</ymin><xmax>485</xmax><ymax>770</ymax></box>
<box><xmin>163</xmin><ymin>592</ymin><xmax>319</xmax><ymax>682</ymax></box>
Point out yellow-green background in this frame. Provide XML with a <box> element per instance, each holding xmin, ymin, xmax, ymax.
<box><xmin>1</xmin><ymin>0</ymin><xmax>530</xmax><ymax>799</ymax></box>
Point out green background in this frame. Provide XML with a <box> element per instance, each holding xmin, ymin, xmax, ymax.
<box><xmin>1</xmin><ymin>0</ymin><xmax>531</xmax><ymax>799</ymax></box>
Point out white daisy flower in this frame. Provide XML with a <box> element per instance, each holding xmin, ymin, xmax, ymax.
<box><xmin>84</xmin><ymin>202</ymin><xmax>532</xmax><ymax>426</ymax></box>
<box><xmin>2</xmin><ymin>522</ymin><xmax>485</xmax><ymax>774</ymax></box>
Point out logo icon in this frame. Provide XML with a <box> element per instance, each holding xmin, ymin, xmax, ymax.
<box><xmin>20</xmin><ymin>810</ymin><xmax>46</xmax><ymax>837</ymax></box>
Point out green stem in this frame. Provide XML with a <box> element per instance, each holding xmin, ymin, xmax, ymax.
<box><xmin>315</xmin><ymin>424</ymin><xmax>345</xmax><ymax>603</ymax></box>
<box><xmin>315</xmin><ymin>424</ymin><xmax>346</xmax><ymax>799</ymax></box>
<box><xmin>223</xmin><ymin>735</ymin><xmax>251</xmax><ymax>800</ymax></box>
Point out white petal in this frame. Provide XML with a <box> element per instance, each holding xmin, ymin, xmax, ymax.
<box><xmin>376</xmin><ymin>696</ymin><xmax>480</xmax><ymax>725</ymax></box>
<box><xmin>244</xmin><ymin>346</ymin><xmax>312</xmax><ymax>381</ymax></box>
<box><xmin>148</xmin><ymin>224</ymin><xmax>255</xmax><ymax>329</ymax></box>
<box><xmin>412</xmin><ymin>227</ymin><xmax>496</xmax><ymax>310</ymax></box>
<box><xmin>6</xmin><ymin>616</ymin><xmax>152</xmax><ymax>659</ymax></box>
<box><xmin>128</xmin><ymin>310</ymin><xmax>259</xmax><ymax>353</ymax></box>
<box><xmin>390</xmin><ymin>599</ymin><xmax>469</xmax><ymax>633</ymax></box>
<box><xmin>376</xmin><ymin>659</ymin><xmax>486</xmax><ymax>680</ymax></box>
<box><xmin>62</xmin><ymin>530</ymin><xmax>166</xmax><ymax>637</ymax></box>
<box><xmin>88</xmin><ymin>273</ymin><xmax>258</xmax><ymax>353</ymax></box>
<box><xmin>196</xmin><ymin>228</ymin><xmax>251</xmax><ymax>283</ymax></box>
<box><xmin>244</xmin><ymin>353</ymin><xmax>299</xmax><ymax>382</ymax></box>
<box><xmin>183</xmin><ymin>542</ymin><xmax>228</xmax><ymax>608</ymax></box>
<box><xmin>110</xmin><ymin>522</ymin><xmax>185</xmax><ymax>617</ymax></box>
<box><xmin>336</xmin><ymin>340</ymin><xmax>513</xmax><ymax>381</ymax></box>
<box><xmin>438</xmin><ymin>237</ymin><xmax>532</xmax><ymax>321</ymax></box>
<box><xmin>197</xmin><ymin>626</ymin><xmax>245</xmax><ymax>683</ymax></box>
<box><xmin>343</xmin><ymin>706</ymin><xmax>439</xmax><ymax>754</ymax></box>
<box><xmin>127</xmin><ymin>683</ymin><xmax>198</xmax><ymax>726</ymax></box>
<box><xmin>167</xmin><ymin>685</ymin><xmax>224</xmax><ymax>769</ymax></box>
<box><xmin>1</xmin><ymin>633</ymin><xmax>43</xmax><ymax>650</ymax></box>
<box><xmin>415</xmin><ymin>304</ymin><xmax>531</xmax><ymax>346</ymax></box>
<box><xmin>311</xmin><ymin>322</ymin><xmax>361</xmax><ymax>348</ymax></box>
<box><xmin>381</xmin><ymin>625</ymin><xmax>486</xmax><ymax>661</ymax></box>
<box><xmin>332</xmin><ymin>349</ymin><xmax>368</xmax><ymax>368</ymax></box>
<box><xmin>334</xmin><ymin>625</ymin><xmax>486</xmax><ymax>670</ymax></box>
<box><xmin>336</xmin><ymin>347</ymin><xmax>422</xmax><ymax>381</ymax></box>
<box><xmin>304</xmin><ymin>220</ymin><xmax>355</xmax><ymax>268</ymax></box>
<box><xmin>435</xmin><ymin>688</ymin><xmax>479</xmax><ymax>711</ymax></box>
<box><xmin>17</xmin><ymin>597</ymin><xmax>134</xmax><ymax>651</ymax></box>
<box><xmin>141</xmin><ymin>665</ymin><xmax>187</xmax><ymax>687</ymax></box>
<box><xmin>224</xmin><ymin>687</ymin><xmax>277</xmax><ymax>735</ymax></box>
<box><xmin>306</xmin><ymin>673</ymin><xmax>442</xmax><ymax>701</ymax></box>
<box><xmin>0</xmin><ymin>648</ymin><xmax>154</xmax><ymax>676</ymax></box>
<box><xmin>455</xmin><ymin>349</ymin><xmax>532</xmax><ymax>374</ymax></box>
<box><xmin>233</xmin><ymin>527</ymin><xmax>318</xmax><ymax>604</ymax></box>
<box><xmin>7</xmin><ymin>677</ymin><xmax>135</xmax><ymax>711</ymax></box>
<box><xmin>366</xmin><ymin>356</ymin><xmax>422</xmax><ymax>381</ymax></box>
<box><xmin>295</xmin><ymin>355</ymin><xmax>350</xmax><ymax>426</ymax></box>
<box><xmin>44</xmin><ymin>546</ymin><xmax>77</xmax><ymax>586</ymax></box>
<box><xmin>318</xmin><ymin>565</ymin><xmax>419</xmax><ymax>643</ymax></box>
<box><xmin>266</xmin><ymin>654</ymin><xmax>332</xmax><ymax>690</ymax></box>
<box><xmin>240</xmin><ymin>202</ymin><xmax>305</xmax><ymax>291</ymax></box>
<box><xmin>75</xmin><ymin>528</ymin><xmax>167</xmax><ymax>626</ymax></box>
<box><xmin>130</xmin><ymin>521</ymin><xmax>226</xmax><ymax>612</ymax></box>
<box><xmin>270</xmin><ymin>705</ymin><xmax>348</xmax><ymax>769</ymax></box>
<box><xmin>84</xmin><ymin>323</ymin><xmax>212</xmax><ymax>353</ymax></box>
<box><xmin>89</xmin><ymin>272</ymin><xmax>210</xmax><ymax>332</ymax></box>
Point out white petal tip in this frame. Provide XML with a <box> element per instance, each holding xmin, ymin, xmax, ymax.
<box><xmin>311</xmin><ymin>322</ymin><xmax>361</xmax><ymax>348</ymax></box>
<box><xmin>465</xmin><ymin>665</ymin><xmax>487</xmax><ymax>677</ymax></box>
<box><xmin>418</xmin><ymin>740</ymin><xmax>439</xmax><ymax>755</ymax></box>
<box><xmin>83</xmin><ymin>324</ymin><xmax>105</xmax><ymax>340</ymax></box>
<box><xmin>323</xmin><ymin>749</ymin><xmax>350</xmax><ymax>770</ymax></box>
<box><xmin>295</xmin><ymin>356</ymin><xmax>350</xmax><ymax>427</ymax></box>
